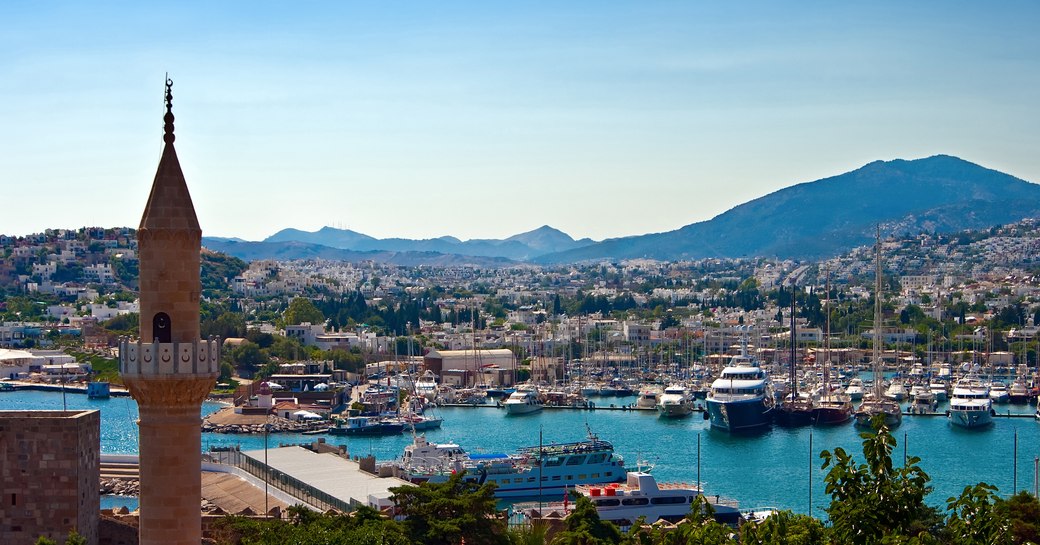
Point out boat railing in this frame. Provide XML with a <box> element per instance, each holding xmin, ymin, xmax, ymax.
<box><xmin>518</xmin><ymin>439</ymin><xmax>614</xmax><ymax>457</ymax></box>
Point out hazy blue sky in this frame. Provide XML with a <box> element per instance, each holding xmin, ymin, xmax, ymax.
<box><xmin>3</xmin><ymin>1</ymin><xmax>1038</xmax><ymax>242</ymax></box>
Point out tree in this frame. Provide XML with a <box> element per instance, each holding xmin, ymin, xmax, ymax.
<box><xmin>943</xmin><ymin>483</ymin><xmax>1011</xmax><ymax>545</ymax></box>
<box><xmin>282</xmin><ymin>297</ymin><xmax>325</xmax><ymax>326</ymax></box>
<box><xmin>551</xmin><ymin>495</ymin><xmax>623</xmax><ymax>545</ymax></box>
<box><xmin>740</xmin><ymin>510</ymin><xmax>828</xmax><ymax>545</ymax></box>
<box><xmin>1001</xmin><ymin>491</ymin><xmax>1040</xmax><ymax>544</ymax></box>
<box><xmin>389</xmin><ymin>471</ymin><xmax>506</xmax><ymax>545</ymax></box>
<box><xmin>229</xmin><ymin>341</ymin><xmax>268</xmax><ymax>374</ymax></box>
<box><xmin>820</xmin><ymin>417</ymin><xmax>938</xmax><ymax>544</ymax></box>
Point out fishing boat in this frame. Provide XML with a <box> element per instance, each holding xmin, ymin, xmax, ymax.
<box><xmin>854</xmin><ymin>228</ymin><xmax>902</xmax><ymax>429</ymax></box>
<box><xmin>390</xmin><ymin>426</ymin><xmax>627</xmax><ymax>498</ymax></box>
<box><xmin>705</xmin><ymin>329</ymin><xmax>774</xmax><ymax>432</ymax></box>
<box><xmin>948</xmin><ymin>377</ymin><xmax>994</xmax><ymax>429</ymax></box>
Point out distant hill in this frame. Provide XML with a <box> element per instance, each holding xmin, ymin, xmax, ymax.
<box><xmin>200</xmin><ymin>239</ymin><xmax>517</xmax><ymax>267</ymax></box>
<box><xmin>255</xmin><ymin>224</ymin><xmax>594</xmax><ymax>261</ymax></box>
<box><xmin>537</xmin><ymin>155</ymin><xmax>1040</xmax><ymax>262</ymax></box>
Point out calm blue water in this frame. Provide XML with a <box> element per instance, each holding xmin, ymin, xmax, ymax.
<box><xmin>3</xmin><ymin>391</ymin><xmax>1038</xmax><ymax>517</ymax></box>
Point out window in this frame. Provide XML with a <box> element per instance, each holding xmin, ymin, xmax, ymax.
<box><xmin>621</xmin><ymin>497</ymin><xmax>649</xmax><ymax>506</ymax></box>
<box><xmin>565</xmin><ymin>455</ymin><xmax>587</xmax><ymax>466</ymax></box>
<box><xmin>650</xmin><ymin>496</ymin><xmax>687</xmax><ymax>505</ymax></box>
<box><xmin>544</xmin><ymin>458</ymin><xmax>564</xmax><ymax>467</ymax></box>
<box><xmin>551</xmin><ymin>476</ymin><xmax>561</xmax><ymax>481</ymax></box>
<box><xmin>592</xmin><ymin>473</ymin><xmax>600</xmax><ymax>478</ymax></box>
<box><xmin>527</xmin><ymin>477</ymin><xmax>535</xmax><ymax>483</ymax></box>
<box><xmin>594</xmin><ymin>498</ymin><xmax>620</xmax><ymax>507</ymax></box>
<box><xmin>588</xmin><ymin>453</ymin><xmax>607</xmax><ymax>463</ymax></box>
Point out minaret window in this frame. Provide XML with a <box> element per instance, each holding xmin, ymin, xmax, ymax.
<box><xmin>153</xmin><ymin>312</ymin><xmax>172</xmax><ymax>343</ymax></box>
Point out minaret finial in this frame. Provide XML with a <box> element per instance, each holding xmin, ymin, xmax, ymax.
<box><xmin>163</xmin><ymin>75</ymin><xmax>175</xmax><ymax>144</ymax></box>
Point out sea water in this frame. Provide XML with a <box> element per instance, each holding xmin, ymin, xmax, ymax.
<box><xmin>3</xmin><ymin>391</ymin><xmax>1038</xmax><ymax>517</ymax></box>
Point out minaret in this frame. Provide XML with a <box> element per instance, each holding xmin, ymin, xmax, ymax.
<box><xmin>119</xmin><ymin>78</ymin><xmax>220</xmax><ymax>545</ymax></box>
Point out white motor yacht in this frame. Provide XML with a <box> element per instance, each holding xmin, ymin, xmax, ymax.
<box><xmin>657</xmin><ymin>384</ymin><xmax>694</xmax><ymax>418</ymax></box>
<box><xmin>949</xmin><ymin>377</ymin><xmax>993</xmax><ymax>429</ymax></box>
<box><xmin>988</xmin><ymin>381</ymin><xmax>1010</xmax><ymax>404</ymax></box>
<box><xmin>845</xmin><ymin>378</ymin><xmax>864</xmax><ymax>401</ymax></box>
<box><xmin>503</xmin><ymin>387</ymin><xmax>543</xmax><ymax>415</ymax></box>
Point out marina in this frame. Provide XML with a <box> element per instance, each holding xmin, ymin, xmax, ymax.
<box><xmin>3</xmin><ymin>388</ymin><xmax>1039</xmax><ymax>517</ymax></box>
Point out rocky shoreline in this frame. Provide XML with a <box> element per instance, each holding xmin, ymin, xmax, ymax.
<box><xmin>100</xmin><ymin>477</ymin><xmax>139</xmax><ymax>497</ymax></box>
<box><xmin>201</xmin><ymin>410</ymin><xmax>329</xmax><ymax>434</ymax></box>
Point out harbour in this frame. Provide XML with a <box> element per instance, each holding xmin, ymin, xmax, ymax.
<box><xmin>4</xmin><ymin>388</ymin><xmax>1039</xmax><ymax>517</ymax></box>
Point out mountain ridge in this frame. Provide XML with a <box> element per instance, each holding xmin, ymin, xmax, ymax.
<box><xmin>204</xmin><ymin>155</ymin><xmax>1040</xmax><ymax>264</ymax></box>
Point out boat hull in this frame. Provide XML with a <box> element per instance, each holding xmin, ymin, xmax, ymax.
<box><xmin>812</xmin><ymin>405</ymin><xmax>852</xmax><ymax>425</ymax></box>
<box><xmin>706</xmin><ymin>397</ymin><xmax>772</xmax><ymax>431</ymax></box>
<box><xmin>949</xmin><ymin>409</ymin><xmax>993</xmax><ymax>428</ymax></box>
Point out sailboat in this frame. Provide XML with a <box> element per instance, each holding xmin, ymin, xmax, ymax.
<box><xmin>812</xmin><ymin>272</ymin><xmax>853</xmax><ymax>425</ymax></box>
<box><xmin>775</xmin><ymin>284</ymin><xmax>813</xmax><ymax>426</ymax></box>
<box><xmin>854</xmin><ymin>227</ymin><xmax>903</xmax><ymax>429</ymax></box>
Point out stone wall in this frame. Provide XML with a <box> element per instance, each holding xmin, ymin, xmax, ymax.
<box><xmin>0</xmin><ymin>410</ymin><xmax>100</xmax><ymax>545</ymax></box>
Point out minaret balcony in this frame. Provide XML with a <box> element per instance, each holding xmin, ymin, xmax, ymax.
<box><xmin>119</xmin><ymin>337</ymin><xmax>221</xmax><ymax>377</ymax></box>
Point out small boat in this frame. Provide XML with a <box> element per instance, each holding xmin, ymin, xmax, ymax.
<box><xmin>845</xmin><ymin>378</ymin><xmax>864</xmax><ymax>401</ymax></box>
<box><xmin>1008</xmin><ymin>379</ymin><xmax>1030</xmax><ymax>405</ymax></box>
<box><xmin>327</xmin><ymin>416</ymin><xmax>404</xmax><ymax>436</ymax></box>
<box><xmin>988</xmin><ymin>381</ymin><xmax>1010</xmax><ymax>404</ymax></box>
<box><xmin>909</xmin><ymin>391</ymin><xmax>938</xmax><ymax>414</ymax></box>
<box><xmin>928</xmin><ymin>380</ymin><xmax>949</xmax><ymax>402</ymax></box>
<box><xmin>635</xmin><ymin>387</ymin><xmax>662</xmax><ymax>409</ymax></box>
<box><xmin>503</xmin><ymin>387</ymin><xmax>543</xmax><ymax>415</ymax></box>
<box><xmin>884</xmin><ymin>381</ymin><xmax>908</xmax><ymax>402</ymax></box>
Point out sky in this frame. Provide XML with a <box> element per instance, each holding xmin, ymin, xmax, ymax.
<box><xmin>2</xmin><ymin>1</ymin><xmax>1039</xmax><ymax>243</ymax></box>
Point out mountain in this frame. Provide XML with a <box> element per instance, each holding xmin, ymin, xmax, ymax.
<box><xmin>200</xmin><ymin>239</ymin><xmax>516</xmax><ymax>267</ymax></box>
<box><xmin>537</xmin><ymin>155</ymin><xmax>1040</xmax><ymax>262</ymax></box>
<box><xmin>256</xmin><ymin>225</ymin><xmax>593</xmax><ymax>261</ymax></box>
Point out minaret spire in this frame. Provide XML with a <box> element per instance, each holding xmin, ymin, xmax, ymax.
<box><xmin>163</xmin><ymin>76</ymin><xmax>175</xmax><ymax>144</ymax></box>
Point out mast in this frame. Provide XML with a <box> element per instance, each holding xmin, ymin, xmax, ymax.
<box><xmin>873</xmin><ymin>225</ymin><xmax>883</xmax><ymax>399</ymax></box>
<box><xmin>790</xmin><ymin>284</ymin><xmax>797</xmax><ymax>396</ymax></box>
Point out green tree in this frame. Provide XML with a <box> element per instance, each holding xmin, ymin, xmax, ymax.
<box><xmin>1002</xmin><ymin>491</ymin><xmax>1040</xmax><ymax>544</ymax></box>
<box><xmin>551</xmin><ymin>495</ymin><xmax>623</xmax><ymax>545</ymax></box>
<box><xmin>943</xmin><ymin>483</ymin><xmax>1011</xmax><ymax>545</ymax></box>
<box><xmin>820</xmin><ymin>417</ymin><xmax>938</xmax><ymax>544</ymax></box>
<box><xmin>229</xmin><ymin>341</ymin><xmax>268</xmax><ymax>374</ymax></box>
<box><xmin>389</xmin><ymin>472</ymin><xmax>505</xmax><ymax>545</ymax></box>
<box><xmin>740</xmin><ymin>510</ymin><xmax>828</xmax><ymax>545</ymax></box>
<box><xmin>282</xmin><ymin>297</ymin><xmax>325</xmax><ymax>326</ymax></box>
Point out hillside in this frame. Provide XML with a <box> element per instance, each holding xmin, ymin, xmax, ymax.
<box><xmin>538</xmin><ymin>155</ymin><xmax>1040</xmax><ymax>262</ymax></box>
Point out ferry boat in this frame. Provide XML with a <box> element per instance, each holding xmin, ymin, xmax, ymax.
<box><xmin>503</xmin><ymin>387</ymin><xmax>543</xmax><ymax>415</ymax></box>
<box><xmin>949</xmin><ymin>377</ymin><xmax>994</xmax><ymax>429</ymax></box>
<box><xmin>519</xmin><ymin>472</ymin><xmax>742</xmax><ymax>526</ymax></box>
<box><xmin>390</xmin><ymin>427</ymin><xmax>627</xmax><ymax>498</ymax></box>
<box><xmin>705</xmin><ymin>332</ymin><xmax>774</xmax><ymax>432</ymax></box>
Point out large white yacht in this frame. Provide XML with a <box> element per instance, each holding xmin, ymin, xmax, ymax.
<box><xmin>949</xmin><ymin>377</ymin><xmax>993</xmax><ymax>429</ymax></box>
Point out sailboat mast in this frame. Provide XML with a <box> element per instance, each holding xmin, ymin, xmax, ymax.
<box><xmin>790</xmin><ymin>284</ymin><xmax>797</xmax><ymax>395</ymax></box>
<box><xmin>874</xmin><ymin>225</ymin><xmax>883</xmax><ymax>398</ymax></box>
